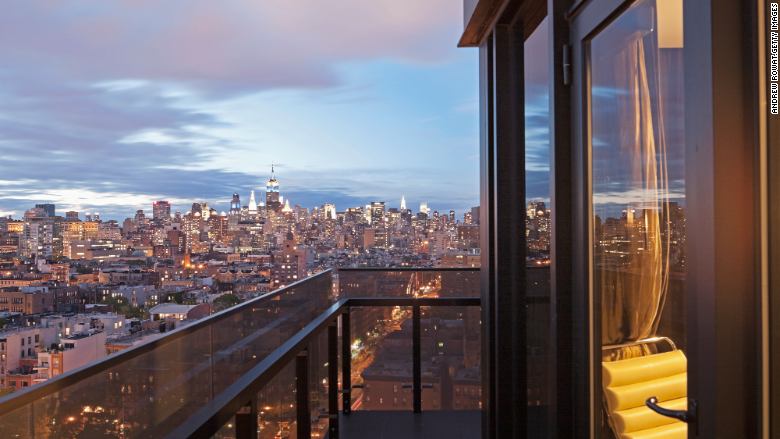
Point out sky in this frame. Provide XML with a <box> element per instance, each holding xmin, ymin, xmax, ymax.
<box><xmin>0</xmin><ymin>0</ymin><xmax>486</xmax><ymax>221</ymax></box>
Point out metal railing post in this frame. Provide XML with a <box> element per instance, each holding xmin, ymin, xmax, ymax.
<box><xmin>296</xmin><ymin>348</ymin><xmax>310</xmax><ymax>439</ymax></box>
<box><xmin>235</xmin><ymin>397</ymin><xmax>256</xmax><ymax>439</ymax></box>
<box><xmin>413</xmin><ymin>305</ymin><xmax>421</xmax><ymax>414</ymax></box>
<box><xmin>341</xmin><ymin>308</ymin><xmax>351</xmax><ymax>414</ymax></box>
<box><xmin>328</xmin><ymin>322</ymin><xmax>339</xmax><ymax>438</ymax></box>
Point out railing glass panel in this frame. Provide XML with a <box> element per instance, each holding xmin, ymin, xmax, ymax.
<box><xmin>0</xmin><ymin>271</ymin><xmax>333</xmax><ymax>439</ymax></box>
<box><xmin>338</xmin><ymin>269</ymin><xmax>481</xmax><ymax>412</ymax></box>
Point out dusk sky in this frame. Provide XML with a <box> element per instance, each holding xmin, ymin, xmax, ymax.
<box><xmin>0</xmin><ymin>0</ymin><xmax>526</xmax><ymax>221</ymax></box>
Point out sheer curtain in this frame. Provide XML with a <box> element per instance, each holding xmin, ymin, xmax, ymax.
<box><xmin>600</xmin><ymin>35</ymin><xmax>671</xmax><ymax>362</ymax></box>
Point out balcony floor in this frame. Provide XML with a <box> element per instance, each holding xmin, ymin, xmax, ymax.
<box><xmin>336</xmin><ymin>410</ymin><xmax>481</xmax><ymax>439</ymax></box>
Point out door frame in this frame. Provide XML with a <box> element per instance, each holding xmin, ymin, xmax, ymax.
<box><xmin>566</xmin><ymin>0</ymin><xmax>764</xmax><ymax>437</ymax></box>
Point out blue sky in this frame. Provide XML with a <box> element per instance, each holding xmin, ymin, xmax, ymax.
<box><xmin>0</xmin><ymin>0</ymin><xmax>483</xmax><ymax>220</ymax></box>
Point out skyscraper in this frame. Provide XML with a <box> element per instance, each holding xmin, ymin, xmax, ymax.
<box><xmin>248</xmin><ymin>190</ymin><xmax>259</xmax><ymax>216</ymax></box>
<box><xmin>35</xmin><ymin>204</ymin><xmax>55</xmax><ymax>218</ymax></box>
<box><xmin>229</xmin><ymin>193</ymin><xmax>241</xmax><ymax>216</ymax></box>
<box><xmin>370</xmin><ymin>202</ymin><xmax>386</xmax><ymax>226</ymax></box>
<box><xmin>153</xmin><ymin>201</ymin><xmax>171</xmax><ymax>222</ymax></box>
<box><xmin>401</xmin><ymin>194</ymin><xmax>406</xmax><ymax>212</ymax></box>
<box><xmin>265</xmin><ymin>163</ymin><xmax>282</xmax><ymax>212</ymax></box>
<box><xmin>323</xmin><ymin>203</ymin><xmax>336</xmax><ymax>220</ymax></box>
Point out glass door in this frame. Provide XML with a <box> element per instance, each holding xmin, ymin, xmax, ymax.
<box><xmin>591</xmin><ymin>1</ymin><xmax>686</xmax><ymax>438</ymax></box>
<box><xmin>571</xmin><ymin>0</ymin><xmax>688</xmax><ymax>438</ymax></box>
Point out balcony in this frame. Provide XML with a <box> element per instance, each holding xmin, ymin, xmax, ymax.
<box><xmin>0</xmin><ymin>268</ymin><xmax>494</xmax><ymax>438</ymax></box>
<box><xmin>0</xmin><ymin>267</ymin><xmax>553</xmax><ymax>438</ymax></box>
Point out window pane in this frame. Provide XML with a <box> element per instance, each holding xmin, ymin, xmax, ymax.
<box><xmin>525</xmin><ymin>15</ymin><xmax>552</xmax><ymax>438</ymax></box>
<box><xmin>590</xmin><ymin>0</ymin><xmax>686</xmax><ymax>437</ymax></box>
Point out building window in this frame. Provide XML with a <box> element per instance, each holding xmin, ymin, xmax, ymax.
<box><xmin>402</xmin><ymin>398</ymin><xmax>406</xmax><ymax>406</ymax></box>
<box><xmin>393</xmin><ymin>397</ymin><xmax>397</xmax><ymax>406</ymax></box>
<box><xmin>9</xmin><ymin>380</ymin><xmax>15</xmax><ymax>387</ymax></box>
<box><xmin>20</xmin><ymin>339</ymin><xmax>24</xmax><ymax>346</ymax></box>
<box><xmin>433</xmin><ymin>399</ymin><xmax>437</xmax><ymax>407</ymax></box>
<box><xmin>456</xmin><ymin>401</ymin><xmax>461</xmax><ymax>409</ymax></box>
<box><xmin>34</xmin><ymin>335</ymin><xmax>38</xmax><ymax>343</ymax></box>
<box><xmin>455</xmin><ymin>388</ymin><xmax>460</xmax><ymax>396</ymax></box>
<box><xmin>393</xmin><ymin>384</ymin><xmax>397</xmax><ymax>393</ymax></box>
<box><xmin>21</xmin><ymin>382</ymin><xmax>27</xmax><ymax>387</ymax></box>
<box><xmin>379</xmin><ymin>398</ymin><xmax>383</xmax><ymax>404</ymax></box>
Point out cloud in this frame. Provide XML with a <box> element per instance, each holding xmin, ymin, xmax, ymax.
<box><xmin>0</xmin><ymin>0</ymin><xmax>463</xmax><ymax>96</ymax></box>
<box><xmin>0</xmin><ymin>0</ymin><xmax>481</xmax><ymax>220</ymax></box>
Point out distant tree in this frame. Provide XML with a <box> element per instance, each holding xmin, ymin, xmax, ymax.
<box><xmin>166</xmin><ymin>292</ymin><xmax>183</xmax><ymax>304</ymax></box>
<box><xmin>76</xmin><ymin>266</ymin><xmax>93</xmax><ymax>275</ymax></box>
<box><xmin>124</xmin><ymin>259</ymin><xmax>146</xmax><ymax>266</ymax></box>
<box><xmin>99</xmin><ymin>296</ymin><xmax>129</xmax><ymax>307</ymax></box>
<box><xmin>99</xmin><ymin>296</ymin><xmax>148</xmax><ymax>320</ymax></box>
<box><xmin>212</xmin><ymin>294</ymin><xmax>241</xmax><ymax>312</ymax></box>
<box><xmin>161</xmin><ymin>259</ymin><xmax>174</xmax><ymax>265</ymax></box>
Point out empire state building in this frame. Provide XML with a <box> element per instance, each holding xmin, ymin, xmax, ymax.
<box><xmin>266</xmin><ymin>164</ymin><xmax>282</xmax><ymax>212</ymax></box>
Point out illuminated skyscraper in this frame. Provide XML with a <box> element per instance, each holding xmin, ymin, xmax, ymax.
<box><xmin>370</xmin><ymin>202</ymin><xmax>386</xmax><ymax>226</ymax></box>
<box><xmin>229</xmin><ymin>193</ymin><xmax>241</xmax><ymax>216</ymax></box>
<box><xmin>228</xmin><ymin>193</ymin><xmax>241</xmax><ymax>231</ymax></box>
<box><xmin>266</xmin><ymin>163</ymin><xmax>282</xmax><ymax>212</ymax></box>
<box><xmin>401</xmin><ymin>194</ymin><xmax>406</xmax><ymax>211</ymax></box>
<box><xmin>248</xmin><ymin>190</ymin><xmax>259</xmax><ymax>216</ymax></box>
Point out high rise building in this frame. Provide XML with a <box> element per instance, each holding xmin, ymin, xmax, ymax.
<box><xmin>272</xmin><ymin>230</ymin><xmax>307</xmax><ymax>289</ymax></box>
<box><xmin>470</xmin><ymin>206</ymin><xmax>480</xmax><ymax>224</ymax></box>
<box><xmin>248</xmin><ymin>190</ymin><xmax>259</xmax><ymax>216</ymax></box>
<box><xmin>85</xmin><ymin>212</ymin><xmax>92</xmax><ymax>222</ymax></box>
<box><xmin>229</xmin><ymin>193</ymin><xmax>241</xmax><ymax>216</ymax></box>
<box><xmin>266</xmin><ymin>164</ymin><xmax>282</xmax><ymax>212</ymax></box>
<box><xmin>19</xmin><ymin>208</ymin><xmax>53</xmax><ymax>259</ymax></box>
<box><xmin>401</xmin><ymin>194</ymin><xmax>407</xmax><ymax>212</ymax></box>
<box><xmin>323</xmin><ymin>204</ymin><xmax>336</xmax><ymax>220</ymax></box>
<box><xmin>420</xmin><ymin>202</ymin><xmax>430</xmax><ymax>216</ymax></box>
<box><xmin>134</xmin><ymin>210</ymin><xmax>145</xmax><ymax>225</ymax></box>
<box><xmin>370</xmin><ymin>202</ymin><xmax>386</xmax><ymax>226</ymax></box>
<box><xmin>153</xmin><ymin>201</ymin><xmax>171</xmax><ymax>222</ymax></box>
<box><xmin>209</xmin><ymin>212</ymin><xmax>229</xmax><ymax>244</ymax></box>
<box><xmin>65</xmin><ymin>211</ymin><xmax>79</xmax><ymax>220</ymax></box>
<box><xmin>35</xmin><ymin>204</ymin><xmax>55</xmax><ymax>218</ymax></box>
<box><xmin>449</xmin><ymin>210</ymin><xmax>455</xmax><ymax>221</ymax></box>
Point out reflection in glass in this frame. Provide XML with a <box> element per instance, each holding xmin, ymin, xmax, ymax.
<box><xmin>338</xmin><ymin>270</ymin><xmax>480</xmax><ymax>412</ymax></box>
<box><xmin>524</xmin><ymin>16</ymin><xmax>552</xmax><ymax>438</ymax></box>
<box><xmin>590</xmin><ymin>0</ymin><xmax>686</xmax><ymax>437</ymax></box>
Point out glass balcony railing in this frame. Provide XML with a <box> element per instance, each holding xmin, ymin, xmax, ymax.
<box><xmin>0</xmin><ymin>270</ymin><xmax>333</xmax><ymax>439</ymax></box>
<box><xmin>0</xmin><ymin>268</ymin><xmax>487</xmax><ymax>439</ymax></box>
<box><xmin>336</xmin><ymin>268</ymin><xmax>481</xmax><ymax>413</ymax></box>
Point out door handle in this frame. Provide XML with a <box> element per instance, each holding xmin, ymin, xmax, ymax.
<box><xmin>646</xmin><ymin>396</ymin><xmax>697</xmax><ymax>425</ymax></box>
